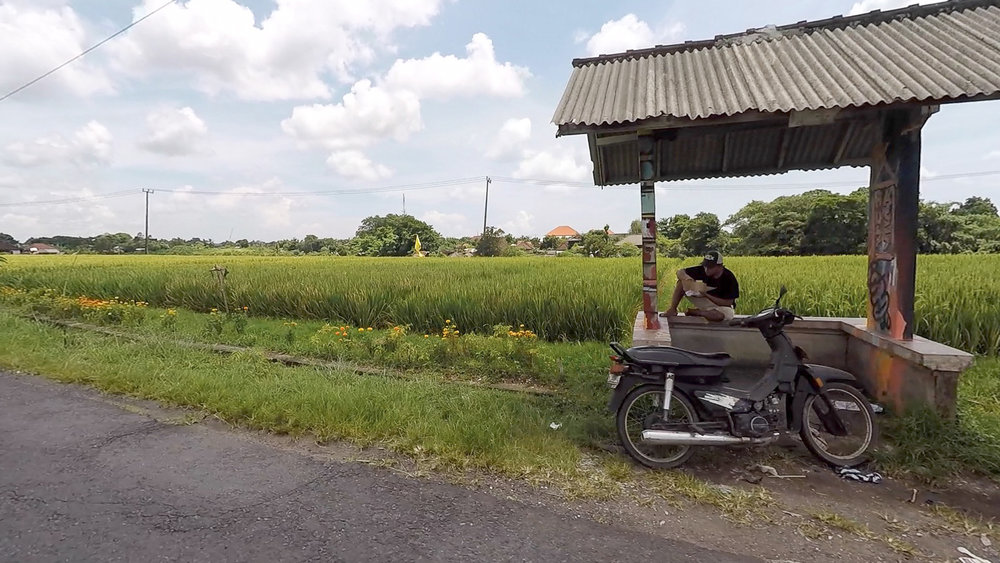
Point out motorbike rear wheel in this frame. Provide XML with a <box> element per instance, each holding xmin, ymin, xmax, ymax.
<box><xmin>616</xmin><ymin>384</ymin><xmax>698</xmax><ymax>469</ymax></box>
<box><xmin>799</xmin><ymin>382</ymin><xmax>878</xmax><ymax>467</ymax></box>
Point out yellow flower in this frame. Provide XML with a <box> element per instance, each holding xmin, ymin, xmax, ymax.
<box><xmin>358</xmin><ymin>328</ymin><xmax>364</xmax><ymax>332</ymax></box>
<box><xmin>445</xmin><ymin>319</ymin><xmax>451</xmax><ymax>324</ymax></box>
<box><xmin>367</xmin><ymin>327</ymin><xmax>373</xmax><ymax>331</ymax></box>
<box><xmin>424</xmin><ymin>334</ymin><xmax>429</xmax><ymax>338</ymax></box>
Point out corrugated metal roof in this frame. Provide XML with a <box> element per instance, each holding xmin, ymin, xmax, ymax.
<box><xmin>553</xmin><ymin>0</ymin><xmax>1000</xmax><ymax>128</ymax></box>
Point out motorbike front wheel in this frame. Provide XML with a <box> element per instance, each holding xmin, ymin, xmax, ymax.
<box><xmin>616</xmin><ymin>384</ymin><xmax>699</xmax><ymax>469</ymax></box>
<box><xmin>799</xmin><ymin>382</ymin><xmax>878</xmax><ymax>467</ymax></box>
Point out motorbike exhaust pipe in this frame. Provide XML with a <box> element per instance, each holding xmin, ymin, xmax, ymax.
<box><xmin>640</xmin><ymin>429</ymin><xmax>772</xmax><ymax>446</ymax></box>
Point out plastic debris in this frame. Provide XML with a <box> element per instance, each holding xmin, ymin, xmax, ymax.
<box><xmin>957</xmin><ymin>546</ymin><xmax>992</xmax><ymax>563</ymax></box>
<box><xmin>753</xmin><ymin>463</ymin><xmax>805</xmax><ymax>479</ymax></box>
<box><xmin>837</xmin><ymin>467</ymin><xmax>883</xmax><ymax>484</ymax></box>
<box><xmin>548</xmin><ymin>422</ymin><xmax>562</xmax><ymax>430</ymax></box>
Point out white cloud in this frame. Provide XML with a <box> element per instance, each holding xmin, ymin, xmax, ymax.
<box><xmin>502</xmin><ymin>210</ymin><xmax>534</xmax><ymax>234</ymax></box>
<box><xmin>920</xmin><ymin>165</ymin><xmax>939</xmax><ymax>179</ymax></box>
<box><xmin>847</xmin><ymin>0</ymin><xmax>937</xmax><ymax>15</ymax></box>
<box><xmin>139</xmin><ymin>107</ymin><xmax>209</xmax><ymax>156</ymax></box>
<box><xmin>513</xmin><ymin>149</ymin><xmax>592</xmax><ymax>184</ymax></box>
<box><xmin>421</xmin><ymin>210</ymin><xmax>468</xmax><ymax>234</ymax></box>
<box><xmin>985</xmin><ymin>150</ymin><xmax>1000</xmax><ymax>160</ymax></box>
<box><xmin>3</xmin><ymin>121</ymin><xmax>113</xmax><ymax>167</ymax></box>
<box><xmin>384</xmin><ymin>33</ymin><xmax>530</xmax><ymax>99</ymax></box>
<box><xmin>0</xmin><ymin>3</ymin><xmax>113</xmax><ymax>99</ymax></box>
<box><xmin>584</xmin><ymin>14</ymin><xmax>685</xmax><ymax>57</ymax></box>
<box><xmin>201</xmin><ymin>181</ymin><xmax>295</xmax><ymax>228</ymax></box>
<box><xmin>326</xmin><ymin>150</ymin><xmax>392</xmax><ymax>180</ymax></box>
<box><xmin>111</xmin><ymin>0</ymin><xmax>442</xmax><ymax>101</ymax></box>
<box><xmin>486</xmin><ymin>118</ymin><xmax>532</xmax><ymax>160</ymax></box>
<box><xmin>282</xmin><ymin>79</ymin><xmax>422</xmax><ymax>150</ymax></box>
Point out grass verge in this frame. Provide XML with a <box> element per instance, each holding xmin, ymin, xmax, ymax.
<box><xmin>873</xmin><ymin>358</ymin><xmax>1000</xmax><ymax>483</ymax></box>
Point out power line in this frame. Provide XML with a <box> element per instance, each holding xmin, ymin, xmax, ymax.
<box><xmin>0</xmin><ymin>0</ymin><xmax>175</xmax><ymax>103</ymax></box>
<box><xmin>0</xmin><ymin>190</ymin><xmax>138</xmax><ymax>208</ymax></box>
<box><xmin>3</xmin><ymin>168</ymin><xmax>999</xmax><ymax>208</ymax></box>
<box><xmin>155</xmin><ymin>177</ymin><xmax>485</xmax><ymax>197</ymax></box>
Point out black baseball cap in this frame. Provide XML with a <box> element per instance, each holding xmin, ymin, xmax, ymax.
<box><xmin>702</xmin><ymin>250</ymin><xmax>723</xmax><ymax>266</ymax></box>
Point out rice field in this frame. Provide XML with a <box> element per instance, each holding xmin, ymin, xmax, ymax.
<box><xmin>1</xmin><ymin>254</ymin><xmax>998</xmax><ymax>354</ymax></box>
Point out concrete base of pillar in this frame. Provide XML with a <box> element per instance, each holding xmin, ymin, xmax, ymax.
<box><xmin>631</xmin><ymin>312</ymin><xmax>974</xmax><ymax>418</ymax></box>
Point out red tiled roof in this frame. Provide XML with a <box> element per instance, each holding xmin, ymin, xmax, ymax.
<box><xmin>546</xmin><ymin>226</ymin><xmax>579</xmax><ymax>237</ymax></box>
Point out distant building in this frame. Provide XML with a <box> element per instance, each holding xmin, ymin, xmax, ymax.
<box><xmin>545</xmin><ymin>226</ymin><xmax>579</xmax><ymax>238</ymax></box>
<box><xmin>618</xmin><ymin>234</ymin><xmax>643</xmax><ymax>248</ymax></box>
<box><xmin>27</xmin><ymin>243</ymin><xmax>60</xmax><ymax>255</ymax></box>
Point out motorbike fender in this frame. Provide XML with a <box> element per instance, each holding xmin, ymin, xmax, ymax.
<box><xmin>607</xmin><ymin>374</ymin><xmax>649</xmax><ymax>412</ymax></box>
<box><xmin>789</xmin><ymin>365</ymin><xmax>858</xmax><ymax>432</ymax></box>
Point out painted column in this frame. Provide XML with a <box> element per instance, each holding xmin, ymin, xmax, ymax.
<box><xmin>638</xmin><ymin>133</ymin><xmax>659</xmax><ymax>330</ymax></box>
<box><xmin>867</xmin><ymin>110</ymin><xmax>920</xmax><ymax>340</ymax></box>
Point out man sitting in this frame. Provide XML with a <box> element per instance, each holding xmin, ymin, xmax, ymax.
<box><xmin>660</xmin><ymin>251</ymin><xmax>739</xmax><ymax>322</ymax></box>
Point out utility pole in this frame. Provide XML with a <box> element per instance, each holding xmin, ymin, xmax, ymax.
<box><xmin>482</xmin><ymin>176</ymin><xmax>491</xmax><ymax>235</ymax></box>
<box><xmin>142</xmin><ymin>189</ymin><xmax>154</xmax><ymax>254</ymax></box>
<box><xmin>403</xmin><ymin>193</ymin><xmax>406</xmax><ymax>215</ymax></box>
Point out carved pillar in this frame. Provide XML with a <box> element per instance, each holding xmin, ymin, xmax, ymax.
<box><xmin>868</xmin><ymin>110</ymin><xmax>921</xmax><ymax>340</ymax></box>
<box><xmin>638</xmin><ymin>133</ymin><xmax>659</xmax><ymax>330</ymax></box>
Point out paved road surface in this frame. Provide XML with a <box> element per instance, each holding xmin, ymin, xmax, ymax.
<box><xmin>0</xmin><ymin>371</ymin><xmax>757</xmax><ymax>562</ymax></box>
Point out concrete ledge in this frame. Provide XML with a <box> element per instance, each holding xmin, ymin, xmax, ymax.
<box><xmin>631</xmin><ymin>312</ymin><xmax>673</xmax><ymax>346</ymax></box>
<box><xmin>631</xmin><ymin>311</ymin><xmax>975</xmax><ymax>417</ymax></box>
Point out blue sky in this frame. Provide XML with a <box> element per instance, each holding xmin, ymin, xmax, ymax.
<box><xmin>1</xmin><ymin>0</ymin><xmax>998</xmax><ymax>242</ymax></box>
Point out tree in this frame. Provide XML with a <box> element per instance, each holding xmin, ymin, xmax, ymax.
<box><xmin>657</xmin><ymin>214</ymin><xmax>690</xmax><ymax>239</ymax></box>
<box><xmin>298</xmin><ymin>234</ymin><xmax>322</xmax><ymax>253</ymax></box>
<box><xmin>540</xmin><ymin>235</ymin><xmax>562</xmax><ymax>250</ymax></box>
<box><xmin>800</xmin><ymin>189</ymin><xmax>867</xmax><ymax>255</ymax></box>
<box><xmin>0</xmin><ymin>233</ymin><xmax>18</xmax><ymax>246</ymax></box>
<box><xmin>476</xmin><ymin>226</ymin><xmax>508</xmax><ymax>257</ymax></box>
<box><xmin>629</xmin><ymin>219</ymin><xmax>643</xmax><ymax>235</ymax></box>
<box><xmin>953</xmin><ymin>196</ymin><xmax>998</xmax><ymax>217</ymax></box>
<box><xmin>679</xmin><ymin>212</ymin><xmax>723</xmax><ymax>257</ymax></box>
<box><xmin>354</xmin><ymin>214</ymin><xmax>441</xmax><ymax>256</ymax></box>
<box><xmin>727</xmin><ymin>190</ymin><xmax>867</xmax><ymax>256</ymax></box>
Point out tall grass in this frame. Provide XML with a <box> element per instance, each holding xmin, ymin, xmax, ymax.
<box><xmin>2</xmin><ymin>254</ymin><xmax>998</xmax><ymax>353</ymax></box>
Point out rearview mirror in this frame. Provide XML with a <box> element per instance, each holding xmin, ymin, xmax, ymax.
<box><xmin>776</xmin><ymin>285</ymin><xmax>787</xmax><ymax>306</ymax></box>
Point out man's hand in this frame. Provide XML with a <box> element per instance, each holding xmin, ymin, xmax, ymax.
<box><xmin>660</xmin><ymin>308</ymin><xmax>678</xmax><ymax>317</ymax></box>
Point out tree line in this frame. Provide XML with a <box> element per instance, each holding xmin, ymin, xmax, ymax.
<box><xmin>4</xmin><ymin>192</ymin><xmax>998</xmax><ymax>258</ymax></box>
<box><xmin>656</xmin><ymin>191</ymin><xmax>999</xmax><ymax>258</ymax></box>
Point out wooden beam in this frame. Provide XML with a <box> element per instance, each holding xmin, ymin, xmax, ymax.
<box><xmin>833</xmin><ymin>121</ymin><xmax>856</xmax><ymax>165</ymax></box>
<box><xmin>595</xmin><ymin>132</ymin><xmax>638</xmax><ymax>146</ymax></box>
<box><xmin>775</xmin><ymin>128</ymin><xmax>790</xmax><ymax>169</ymax></box>
<box><xmin>721</xmin><ymin>132</ymin><xmax>731</xmax><ymax>172</ymax></box>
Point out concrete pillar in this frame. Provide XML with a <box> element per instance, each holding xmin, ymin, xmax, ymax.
<box><xmin>867</xmin><ymin>110</ymin><xmax>921</xmax><ymax>340</ymax></box>
<box><xmin>638</xmin><ymin>133</ymin><xmax>659</xmax><ymax>330</ymax></box>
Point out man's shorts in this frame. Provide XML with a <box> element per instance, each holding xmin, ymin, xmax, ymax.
<box><xmin>686</xmin><ymin>296</ymin><xmax>736</xmax><ymax>321</ymax></box>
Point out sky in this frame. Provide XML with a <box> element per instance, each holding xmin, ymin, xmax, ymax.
<box><xmin>1</xmin><ymin>0</ymin><xmax>999</xmax><ymax>243</ymax></box>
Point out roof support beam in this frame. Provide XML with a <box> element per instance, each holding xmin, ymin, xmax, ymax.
<box><xmin>776</xmin><ymin>128</ymin><xmax>790</xmax><ymax>169</ymax></box>
<box><xmin>721</xmin><ymin>132</ymin><xmax>731</xmax><ymax>172</ymax></box>
<box><xmin>833</xmin><ymin>121</ymin><xmax>856</xmax><ymax>165</ymax></box>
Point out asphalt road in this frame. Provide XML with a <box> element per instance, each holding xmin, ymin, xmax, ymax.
<box><xmin>0</xmin><ymin>371</ymin><xmax>758</xmax><ymax>563</ymax></box>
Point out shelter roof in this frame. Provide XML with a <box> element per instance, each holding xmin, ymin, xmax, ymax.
<box><xmin>554</xmin><ymin>0</ymin><xmax>1000</xmax><ymax>129</ymax></box>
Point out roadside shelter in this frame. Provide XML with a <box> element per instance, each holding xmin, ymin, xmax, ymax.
<box><xmin>552</xmin><ymin>0</ymin><xmax>1000</xmax><ymax>415</ymax></box>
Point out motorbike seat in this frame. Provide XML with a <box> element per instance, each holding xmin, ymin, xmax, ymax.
<box><xmin>626</xmin><ymin>346</ymin><xmax>732</xmax><ymax>368</ymax></box>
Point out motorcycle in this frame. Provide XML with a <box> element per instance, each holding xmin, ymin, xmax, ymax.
<box><xmin>607</xmin><ymin>286</ymin><xmax>878</xmax><ymax>469</ymax></box>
